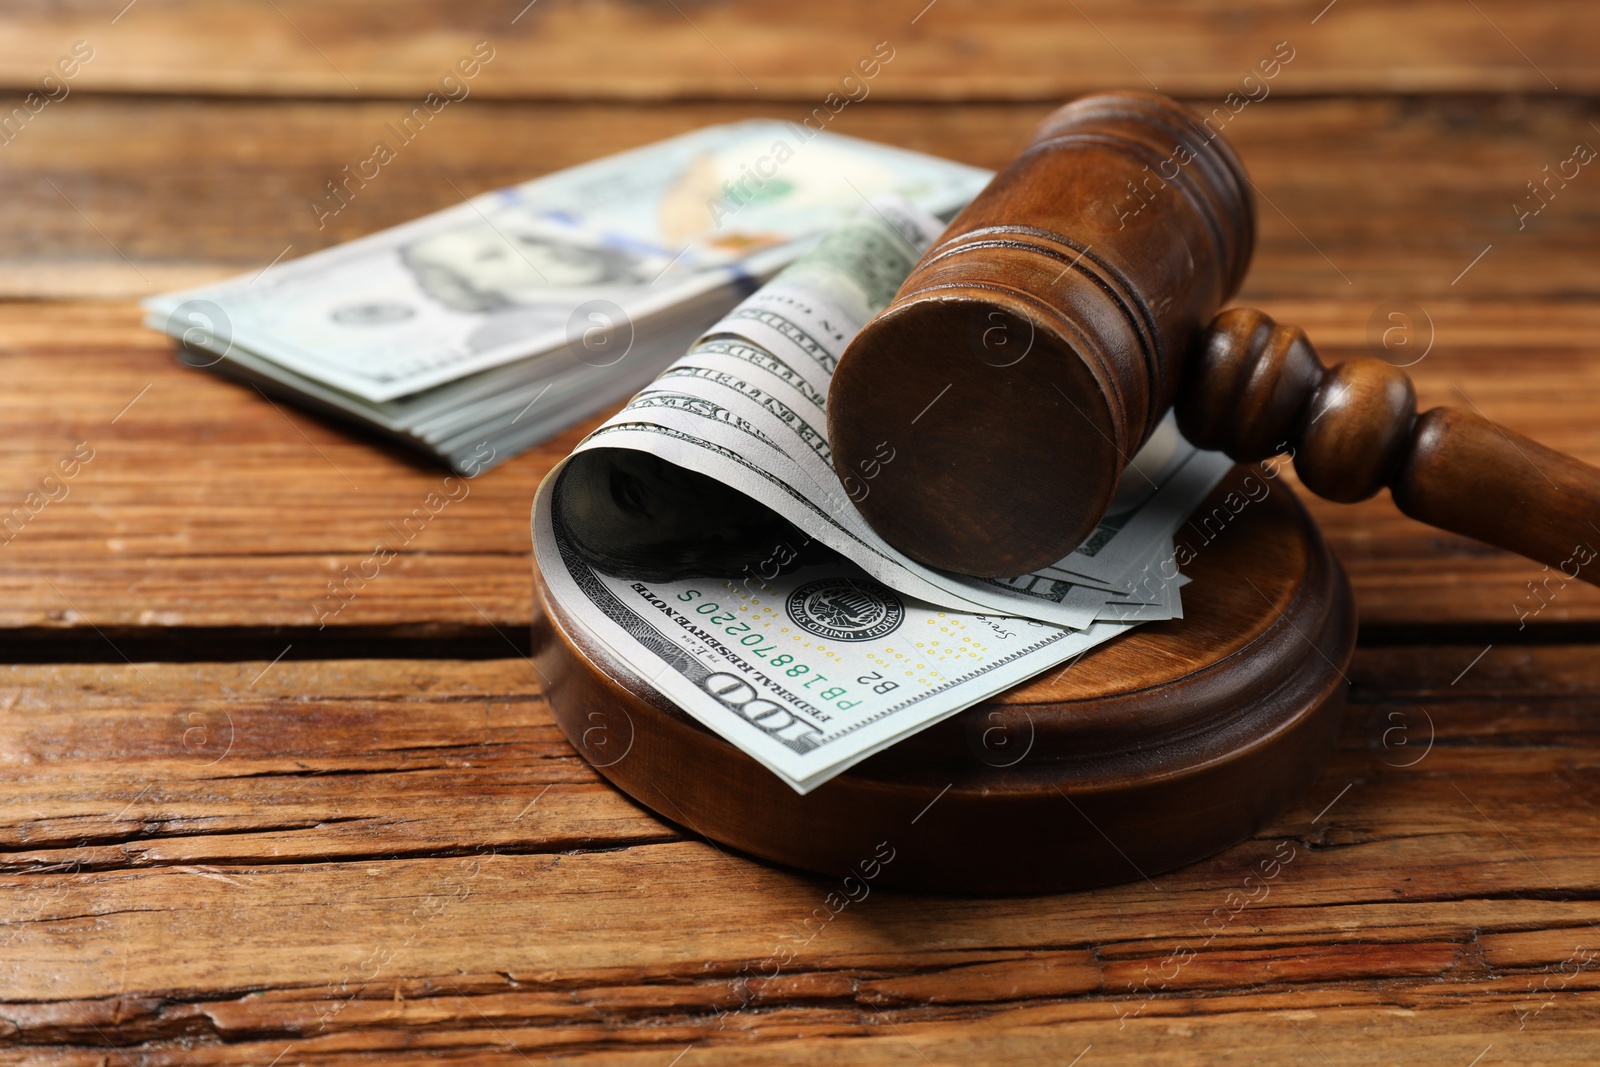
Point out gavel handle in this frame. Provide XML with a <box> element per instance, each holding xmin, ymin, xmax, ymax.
<box><xmin>1178</xmin><ymin>308</ymin><xmax>1600</xmax><ymax>586</ymax></box>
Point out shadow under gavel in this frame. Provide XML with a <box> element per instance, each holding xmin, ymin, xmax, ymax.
<box><xmin>829</xmin><ymin>90</ymin><xmax>1600</xmax><ymax>584</ymax></box>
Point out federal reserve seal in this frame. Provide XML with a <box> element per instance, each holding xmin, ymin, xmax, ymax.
<box><xmin>785</xmin><ymin>578</ymin><xmax>905</xmax><ymax>642</ymax></box>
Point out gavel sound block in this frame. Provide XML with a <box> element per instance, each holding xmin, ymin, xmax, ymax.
<box><xmin>534</xmin><ymin>467</ymin><xmax>1350</xmax><ymax>894</ymax></box>
<box><xmin>534</xmin><ymin>91</ymin><xmax>1600</xmax><ymax>893</ymax></box>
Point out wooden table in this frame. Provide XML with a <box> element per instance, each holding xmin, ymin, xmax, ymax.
<box><xmin>4</xmin><ymin>2</ymin><xmax>1600</xmax><ymax>1062</ymax></box>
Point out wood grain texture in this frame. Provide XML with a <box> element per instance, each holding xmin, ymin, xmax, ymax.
<box><xmin>2</xmin><ymin>298</ymin><xmax>1597</xmax><ymax>641</ymax></box>
<box><xmin>3</xmin><ymin>645</ymin><xmax>1599</xmax><ymax>1061</ymax></box>
<box><xmin>0</xmin><ymin>0</ymin><xmax>1595</xmax><ymax>99</ymax></box>
<box><xmin>3</xmin><ymin>96</ymin><xmax>1600</xmax><ymax>302</ymax></box>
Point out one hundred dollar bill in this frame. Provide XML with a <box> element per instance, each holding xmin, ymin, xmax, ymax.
<box><xmin>145</xmin><ymin>121</ymin><xmax>993</xmax><ymax>404</ymax></box>
<box><xmin>535</xmin><ymin>474</ymin><xmax>1137</xmax><ymax>793</ymax></box>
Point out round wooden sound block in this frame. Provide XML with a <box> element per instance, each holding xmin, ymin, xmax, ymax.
<box><xmin>532</xmin><ymin>466</ymin><xmax>1355</xmax><ymax>895</ymax></box>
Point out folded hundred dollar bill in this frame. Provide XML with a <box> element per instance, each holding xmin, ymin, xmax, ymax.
<box><xmin>143</xmin><ymin>121</ymin><xmax>994</xmax><ymax>474</ymax></box>
<box><xmin>534</xmin><ymin>196</ymin><xmax>1231</xmax><ymax>792</ymax></box>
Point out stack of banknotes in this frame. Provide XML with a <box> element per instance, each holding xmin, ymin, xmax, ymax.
<box><xmin>143</xmin><ymin>122</ymin><xmax>993</xmax><ymax>474</ymax></box>
<box><xmin>535</xmin><ymin>196</ymin><xmax>1232</xmax><ymax>793</ymax></box>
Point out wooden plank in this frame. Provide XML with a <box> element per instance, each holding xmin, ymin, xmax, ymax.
<box><xmin>3</xmin><ymin>646</ymin><xmax>1599</xmax><ymax>1061</ymax></box>
<box><xmin>0</xmin><ymin>299</ymin><xmax>549</xmax><ymax>639</ymax></box>
<box><xmin>3</xmin><ymin>96</ymin><xmax>1599</xmax><ymax>303</ymax></box>
<box><xmin>0</xmin><ymin>660</ymin><xmax>667</xmax><ymax>870</ymax></box>
<box><xmin>8</xmin><ymin>991</ymin><xmax>1600</xmax><ymax>1066</ymax></box>
<box><xmin>2</xmin><ymin>296</ymin><xmax>1599</xmax><ymax>641</ymax></box>
<box><xmin>0</xmin><ymin>0</ymin><xmax>1594</xmax><ymax>101</ymax></box>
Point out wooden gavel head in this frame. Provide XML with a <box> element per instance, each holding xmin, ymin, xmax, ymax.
<box><xmin>832</xmin><ymin>91</ymin><xmax>1600</xmax><ymax>585</ymax></box>
<box><xmin>829</xmin><ymin>91</ymin><xmax>1255</xmax><ymax>577</ymax></box>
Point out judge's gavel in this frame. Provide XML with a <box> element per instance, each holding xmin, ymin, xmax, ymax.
<box><xmin>829</xmin><ymin>91</ymin><xmax>1600</xmax><ymax>581</ymax></box>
